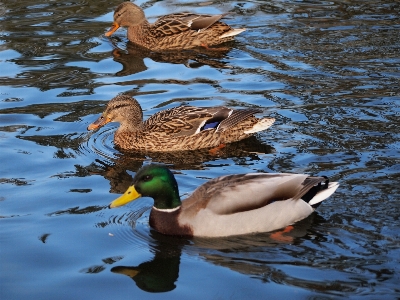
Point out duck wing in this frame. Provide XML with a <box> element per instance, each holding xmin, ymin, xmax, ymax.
<box><xmin>182</xmin><ymin>173</ymin><xmax>332</xmax><ymax>215</ymax></box>
<box><xmin>152</xmin><ymin>13</ymin><xmax>225</xmax><ymax>37</ymax></box>
<box><xmin>216</xmin><ymin>108</ymin><xmax>262</xmax><ymax>132</ymax></box>
<box><xmin>143</xmin><ymin>106</ymin><xmax>229</xmax><ymax>136</ymax></box>
<box><xmin>144</xmin><ymin>106</ymin><xmax>264</xmax><ymax>137</ymax></box>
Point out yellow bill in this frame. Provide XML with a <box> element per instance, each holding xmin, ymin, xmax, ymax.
<box><xmin>109</xmin><ymin>186</ymin><xmax>141</xmax><ymax>208</ymax></box>
<box><xmin>111</xmin><ymin>266</ymin><xmax>140</xmax><ymax>278</ymax></box>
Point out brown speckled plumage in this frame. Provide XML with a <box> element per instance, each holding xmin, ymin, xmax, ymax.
<box><xmin>87</xmin><ymin>95</ymin><xmax>275</xmax><ymax>152</ymax></box>
<box><xmin>105</xmin><ymin>2</ymin><xmax>246</xmax><ymax>51</ymax></box>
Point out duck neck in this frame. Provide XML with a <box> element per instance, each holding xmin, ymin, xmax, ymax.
<box><xmin>128</xmin><ymin>20</ymin><xmax>153</xmax><ymax>47</ymax></box>
<box><xmin>149</xmin><ymin>206</ymin><xmax>193</xmax><ymax>236</ymax></box>
<box><xmin>118</xmin><ymin>121</ymin><xmax>144</xmax><ymax>132</ymax></box>
<box><xmin>152</xmin><ymin>186</ymin><xmax>182</xmax><ymax>210</ymax></box>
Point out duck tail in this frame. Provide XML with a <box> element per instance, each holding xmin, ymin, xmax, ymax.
<box><xmin>219</xmin><ymin>28</ymin><xmax>246</xmax><ymax>39</ymax></box>
<box><xmin>243</xmin><ymin>117</ymin><xmax>275</xmax><ymax>134</ymax></box>
<box><xmin>302</xmin><ymin>177</ymin><xmax>339</xmax><ymax>208</ymax></box>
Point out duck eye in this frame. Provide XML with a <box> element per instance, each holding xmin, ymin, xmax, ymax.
<box><xmin>142</xmin><ymin>175</ymin><xmax>152</xmax><ymax>182</ymax></box>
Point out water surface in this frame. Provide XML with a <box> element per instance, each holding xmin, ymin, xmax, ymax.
<box><xmin>1</xmin><ymin>0</ymin><xmax>399</xmax><ymax>299</ymax></box>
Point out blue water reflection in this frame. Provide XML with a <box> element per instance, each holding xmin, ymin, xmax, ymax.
<box><xmin>1</xmin><ymin>0</ymin><xmax>399</xmax><ymax>299</ymax></box>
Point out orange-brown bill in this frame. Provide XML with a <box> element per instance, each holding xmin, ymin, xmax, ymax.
<box><xmin>105</xmin><ymin>22</ymin><xmax>120</xmax><ymax>37</ymax></box>
<box><xmin>87</xmin><ymin>116</ymin><xmax>110</xmax><ymax>131</ymax></box>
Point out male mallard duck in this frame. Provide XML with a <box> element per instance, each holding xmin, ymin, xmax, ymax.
<box><xmin>109</xmin><ymin>164</ymin><xmax>339</xmax><ymax>237</ymax></box>
<box><xmin>87</xmin><ymin>95</ymin><xmax>275</xmax><ymax>152</ymax></box>
<box><xmin>105</xmin><ymin>2</ymin><xmax>246</xmax><ymax>51</ymax></box>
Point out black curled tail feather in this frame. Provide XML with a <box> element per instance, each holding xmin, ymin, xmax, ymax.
<box><xmin>301</xmin><ymin>176</ymin><xmax>329</xmax><ymax>208</ymax></box>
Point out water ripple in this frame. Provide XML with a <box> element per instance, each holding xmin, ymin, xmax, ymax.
<box><xmin>96</xmin><ymin>203</ymin><xmax>174</xmax><ymax>253</ymax></box>
<box><xmin>85</xmin><ymin>125</ymin><xmax>119</xmax><ymax>163</ymax></box>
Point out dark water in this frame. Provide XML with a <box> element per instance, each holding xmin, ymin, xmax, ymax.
<box><xmin>1</xmin><ymin>0</ymin><xmax>399</xmax><ymax>298</ymax></box>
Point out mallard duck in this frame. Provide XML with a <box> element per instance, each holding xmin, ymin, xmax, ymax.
<box><xmin>109</xmin><ymin>164</ymin><xmax>339</xmax><ymax>237</ymax></box>
<box><xmin>87</xmin><ymin>95</ymin><xmax>275</xmax><ymax>152</ymax></box>
<box><xmin>105</xmin><ymin>2</ymin><xmax>246</xmax><ymax>51</ymax></box>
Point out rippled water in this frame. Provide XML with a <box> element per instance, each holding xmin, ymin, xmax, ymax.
<box><xmin>1</xmin><ymin>0</ymin><xmax>399</xmax><ymax>299</ymax></box>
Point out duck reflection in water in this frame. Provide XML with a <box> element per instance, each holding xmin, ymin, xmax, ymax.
<box><xmin>111</xmin><ymin>231</ymin><xmax>187</xmax><ymax>293</ymax></box>
<box><xmin>110</xmin><ymin>40</ymin><xmax>232</xmax><ymax>77</ymax></box>
<box><xmin>87</xmin><ymin>135</ymin><xmax>275</xmax><ymax>194</ymax></box>
<box><xmin>110</xmin><ymin>214</ymin><xmax>324</xmax><ymax>293</ymax></box>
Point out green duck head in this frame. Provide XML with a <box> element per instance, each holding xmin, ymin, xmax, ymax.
<box><xmin>109</xmin><ymin>164</ymin><xmax>181</xmax><ymax>210</ymax></box>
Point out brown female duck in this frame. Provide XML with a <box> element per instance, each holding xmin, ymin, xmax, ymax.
<box><xmin>105</xmin><ymin>2</ymin><xmax>246</xmax><ymax>51</ymax></box>
<box><xmin>87</xmin><ymin>95</ymin><xmax>275</xmax><ymax>152</ymax></box>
